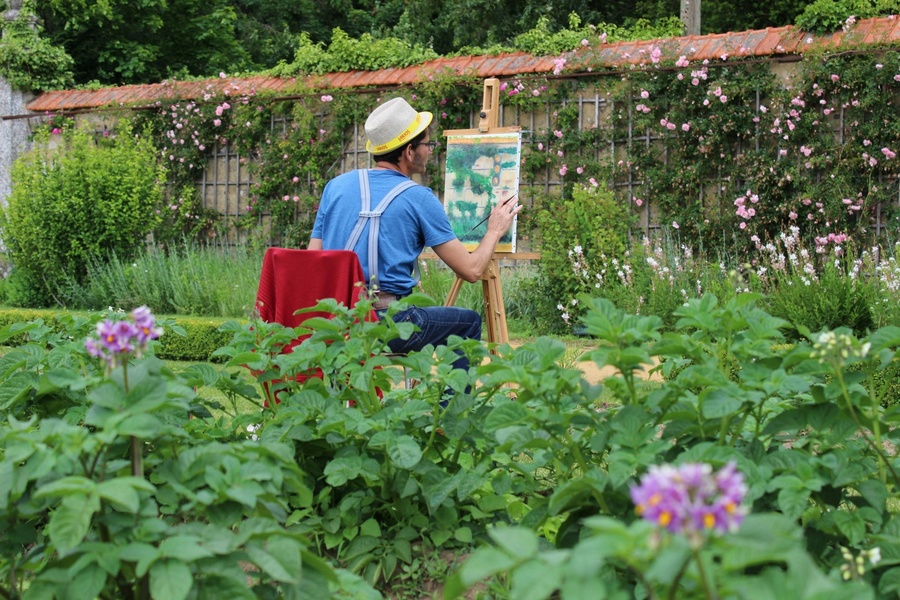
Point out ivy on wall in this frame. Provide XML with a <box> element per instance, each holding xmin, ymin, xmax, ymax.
<box><xmin>119</xmin><ymin>30</ymin><xmax>899</xmax><ymax>257</ymax></box>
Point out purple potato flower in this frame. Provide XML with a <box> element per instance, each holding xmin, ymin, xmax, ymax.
<box><xmin>85</xmin><ymin>306</ymin><xmax>163</xmax><ymax>369</ymax></box>
<box><xmin>630</xmin><ymin>461</ymin><xmax>747</xmax><ymax>536</ymax></box>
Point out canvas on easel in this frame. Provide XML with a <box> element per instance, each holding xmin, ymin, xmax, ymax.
<box><xmin>443</xmin><ymin>132</ymin><xmax>521</xmax><ymax>252</ymax></box>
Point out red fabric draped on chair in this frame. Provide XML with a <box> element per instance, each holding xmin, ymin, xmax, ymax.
<box><xmin>254</xmin><ymin>248</ymin><xmax>376</xmax><ymax>404</ymax></box>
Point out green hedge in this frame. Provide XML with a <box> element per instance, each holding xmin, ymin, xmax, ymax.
<box><xmin>0</xmin><ymin>308</ymin><xmax>240</xmax><ymax>362</ymax></box>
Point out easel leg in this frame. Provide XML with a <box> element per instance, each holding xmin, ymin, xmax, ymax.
<box><xmin>445</xmin><ymin>276</ymin><xmax>464</xmax><ymax>307</ymax></box>
<box><xmin>482</xmin><ymin>259</ymin><xmax>509</xmax><ymax>346</ymax></box>
<box><xmin>443</xmin><ymin>258</ymin><xmax>509</xmax><ymax>351</ymax></box>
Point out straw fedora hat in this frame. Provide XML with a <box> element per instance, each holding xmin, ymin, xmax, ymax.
<box><xmin>365</xmin><ymin>97</ymin><xmax>434</xmax><ymax>155</ymax></box>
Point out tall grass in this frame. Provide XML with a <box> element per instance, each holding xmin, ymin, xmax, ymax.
<box><xmin>60</xmin><ymin>242</ymin><xmax>263</xmax><ymax>317</ymax></box>
<box><xmin>54</xmin><ymin>245</ymin><xmax>543</xmax><ymax>327</ymax></box>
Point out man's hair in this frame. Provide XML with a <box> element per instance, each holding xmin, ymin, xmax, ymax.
<box><xmin>375</xmin><ymin>129</ymin><xmax>429</xmax><ymax>165</ymax></box>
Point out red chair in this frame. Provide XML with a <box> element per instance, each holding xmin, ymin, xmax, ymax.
<box><xmin>254</xmin><ymin>248</ymin><xmax>378</xmax><ymax>404</ymax></box>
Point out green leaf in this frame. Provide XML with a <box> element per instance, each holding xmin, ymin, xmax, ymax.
<box><xmin>455</xmin><ymin>547</ymin><xmax>519</xmax><ymax>587</ymax></box>
<box><xmin>324</xmin><ymin>455</ymin><xmax>363</xmax><ymax>486</ymax></box>
<box><xmin>34</xmin><ymin>476</ymin><xmax>97</xmax><ymax>499</ymax></box>
<box><xmin>226</xmin><ymin>351</ymin><xmax>269</xmax><ymax>370</ymax></box>
<box><xmin>344</xmin><ymin>536</ymin><xmax>380</xmax><ymax>561</ymax></box>
<box><xmin>149</xmin><ymin>559</ymin><xmax>193</xmax><ymax>600</ymax></box>
<box><xmin>510</xmin><ymin>558</ymin><xmax>562</xmax><ymax>600</ymax></box>
<box><xmin>0</xmin><ymin>350</ymin><xmax>28</xmax><ymax>378</ymax></box>
<box><xmin>158</xmin><ymin>535</ymin><xmax>216</xmax><ymax>562</ymax></box>
<box><xmin>856</xmin><ymin>479</ymin><xmax>888</xmax><ymax>512</ymax></box>
<box><xmin>548</xmin><ymin>478</ymin><xmax>592</xmax><ymax>516</ymax></box>
<box><xmin>360</xmin><ymin>518</ymin><xmax>381</xmax><ymax>538</ymax></box>
<box><xmin>117</xmin><ymin>413</ymin><xmax>163</xmax><ymax>437</ymax></box>
<box><xmin>777</xmin><ymin>485</ymin><xmax>812</xmax><ymax>521</ymax></box>
<box><xmin>424</xmin><ymin>472</ymin><xmax>459</xmax><ymax>512</ymax></box>
<box><xmin>68</xmin><ymin>564</ymin><xmax>107</xmax><ymax>600</ymax></box>
<box><xmin>96</xmin><ymin>477</ymin><xmax>152</xmax><ymax>513</ymax></box>
<box><xmin>117</xmin><ymin>542</ymin><xmax>160</xmax><ymax>574</ymax></box>
<box><xmin>720</xmin><ymin>514</ymin><xmax>803</xmax><ymax>570</ymax></box>
<box><xmin>454</xmin><ymin>527</ymin><xmax>473</xmax><ymax>544</ymax></box>
<box><xmin>700</xmin><ymin>387</ymin><xmax>742</xmax><ymax>419</ymax></box>
<box><xmin>485</xmin><ymin>401</ymin><xmax>529</xmax><ymax>432</ymax></box>
<box><xmin>489</xmin><ymin>526</ymin><xmax>538</xmax><ymax>560</ymax></box>
<box><xmin>48</xmin><ymin>493</ymin><xmax>100</xmax><ymax>554</ymax></box>
<box><xmin>387</xmin><ymin>435</ymin><xmax>422</xmax><ymax>469</ymax></box>
<box><xmin>0</xmin><ymin>371</ymin><xmax>36</xmax><ymax>411</ymax></box>
<box><xmin>246</xmin><ymin>543</ymin><xmax>298</xmax><ymax>583</ymax></box>
<box><xmin>868</xmin><ymin>327</ymin><xmax>900</xmax><ymax>354</ymax></box>
<box><xmin>42</xmin><ymin>367</ymin><xmax>88</xmax><ymax>392</ymax></box>
<box><xmin>878</xmin><ymin>567</ymin><xmax>900</xmax><ymax>595</ymax></box>
<box><xmin>832</xmin><ymin>511</ymin><xmax>866</xmax><ymax>545</ymax></box>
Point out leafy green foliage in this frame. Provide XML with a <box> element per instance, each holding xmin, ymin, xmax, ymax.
<box><xmin>4</xmin><ymin>287</ymin><xmax>900</xmax><ymax>595</ymax></box>
<box><xmin>0</xmin><ymin>312</ymin><xmax>376</xmax><ymax>599</ymax></box>
<box><xmin>533</xmin><ymin>184</ymin><xmax>634</xmax><ymax>333</ymax></box>
<box><xmin>445</xmin><ymin>294</ymin><xmax>900</xmax><ymax>597</ymax></box>
<box><xmin>795</xmin><ymin>0</ymin><xmax>900</xmax><ymax>32</ymax></box>
<box><xmin>2</xmin><ymin>124</ymin><xmax>164</xmax><ymax>307</ymax></box>
<box><xmin>270</xmin><ymin>28</ymin><xmax>439</xmax><ymax>77</ymax></box>
<box><xmin>35</xmin><ymin>0</ymin><xmax>253</xmax><ymax>85</ymax></box>
<box><xmin>513</xmin><ymin>13</ymin><xmax>684</xmax><ymax>56</ymax></box>
<box><xmin>0</xmin><ymin>1</ymin><xmax>74</xmax><ymax>92</ymax></box>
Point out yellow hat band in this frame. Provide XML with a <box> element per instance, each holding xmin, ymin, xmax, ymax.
<box><xmin>370</xmin><ymin>113</ymin><xmax>424</xmax><ymax>154</ymax></box>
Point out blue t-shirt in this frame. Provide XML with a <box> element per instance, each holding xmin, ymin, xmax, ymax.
<box><xmin>311</xmin><ymin>169</ymin><xmax>457</xmax><ymax>295</ymax></box>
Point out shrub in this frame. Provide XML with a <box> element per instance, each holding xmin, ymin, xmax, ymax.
<box><xmin>748</xmin><ymin>229</ymin><xmax>876</xmax><ymax>340</ymax></box>
<box><xmin>2</xmin><ymin>123</ymin><xmax>164</xmax><ymax>307</ymax></box>
<box><xmin>533</xmin><ymin>184</ymin><xmax>634</xmax><ymax>333</ymax></box>
<box><xmin>0</xmin><ymin>307</ymin><xmax>237</xmax><ymax>362</ymax></box>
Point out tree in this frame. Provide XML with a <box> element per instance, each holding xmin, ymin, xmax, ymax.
<box><xmin>34</xmin><ymin>0</ymin><xmax>252</xmax><ymax>85</ymax></box>
<box><xmin>701</xmin><ymin>0</ymin><xmax>811</xmax><ymax>33</ymax></box>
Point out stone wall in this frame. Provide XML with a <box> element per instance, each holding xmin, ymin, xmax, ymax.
<box><xmin>0</xmin><ymin>79</ymin><xmax>31</xmax><ymax>207</ymax></box>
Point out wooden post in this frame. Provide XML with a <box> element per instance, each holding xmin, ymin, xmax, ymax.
<box><xmin>680</xmin><ymin>0</ymin><xmax>701</xmax><ymax>36</ymax></box>
<box><xmin>478</xmin><ymin>78</ymin><xmax>501</xmax><ymax>132</ymax></box>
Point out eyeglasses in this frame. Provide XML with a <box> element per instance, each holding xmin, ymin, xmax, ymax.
<box><xmin>413</xmin><ymin>141</ymin><xmax>438</xmax><ymax>150</ymax></box>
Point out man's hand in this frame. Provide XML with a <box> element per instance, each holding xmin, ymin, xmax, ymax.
<box><xmin>485</xmin><ymin>191</ymin><xmax>521</xmax><ymax>238</ymax></box>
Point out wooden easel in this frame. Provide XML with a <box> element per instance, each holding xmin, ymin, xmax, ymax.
<box><xmin>442</xmin><ymin>78</ymin><xmax>521</xmax><ymax>349</ymax></box>
<box><xmin>444</xmin><ymin>252</ymin><xmax>511</xmax><ymax>346</ymax></box>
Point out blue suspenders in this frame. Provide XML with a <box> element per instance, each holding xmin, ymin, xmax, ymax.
<box><xmin>343</xmin><ymin>169</ymin><xmax>417</xmax><ymax>291</ymax></box>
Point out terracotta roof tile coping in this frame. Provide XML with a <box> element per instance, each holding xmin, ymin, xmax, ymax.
<box><xmin>21</xmin><ymin>15</ymin><xmax>900</xmax><ymax>114</ymax></box>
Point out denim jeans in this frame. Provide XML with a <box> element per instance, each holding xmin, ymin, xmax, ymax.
<box><xmin>378</xmin><ymin>305</ymin><xmax>481</xmax><ymax>372</ymax></box>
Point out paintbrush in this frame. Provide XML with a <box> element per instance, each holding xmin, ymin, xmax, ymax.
<box><xmin>465</xmin><ymin>193</ymin><xmax>518</xmax><ymax>235</ymax></box>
